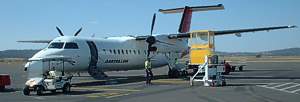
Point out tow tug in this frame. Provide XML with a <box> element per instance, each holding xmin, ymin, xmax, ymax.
<box><xmin>23</xmin><ymin>56</ymin><xmax>73</xmax><ymax>96</ymax></box>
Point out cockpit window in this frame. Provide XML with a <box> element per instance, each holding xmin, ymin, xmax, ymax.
<box><xmin>64</xmin><ymin>42</ymin><xmax>79</xmax><ymax>49</ymax></box>
<box><xmin>48</xmin><ymin>42</ymin><xmax>64</xmax><ymax>49</ymax></box>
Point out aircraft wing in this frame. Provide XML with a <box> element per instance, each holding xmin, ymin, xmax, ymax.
<box><xmin>17</xmin><ymin>40</ymin><xmax>52</xmax><ymax>43</ymax></box>
<box><xmin>214</xmin><ymin>25</ymin><xmax>297</xmax><ymax>36</ymax></box>
<box><xmin>167</xmin><ymin>25</ymin><xmax>296</xmax><ymax>39</ymax></box>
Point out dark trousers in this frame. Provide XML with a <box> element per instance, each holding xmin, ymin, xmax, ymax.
<box><xmin>146</xmin><ymin>69</ymin><xmax>153</xmax><ymax>84</ymax></box>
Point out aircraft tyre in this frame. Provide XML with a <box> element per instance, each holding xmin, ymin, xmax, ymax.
<box><xmin>168</xmin><ymin>69</ymin><xmax>180</xmax><ymax>78</ymax></box>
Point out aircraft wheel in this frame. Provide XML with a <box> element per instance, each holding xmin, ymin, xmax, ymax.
<box><xmin>36</xmin><ymin>86</ymin><xmax>44</xmax><ymax>96</ymax></box>
<box><xmin>168</xmin><ymin>69</ymin><xmax>173</xmax><ymax>78</ymax></box>
<box><xmin>168</xmin><ymin>69</ymin><xmax>180</xmax><ymax>78</ymax></box>
<box><xmin>23</xmin><ymin>86</ymin><xmax>30</xmax><ymax>95</ymax></box>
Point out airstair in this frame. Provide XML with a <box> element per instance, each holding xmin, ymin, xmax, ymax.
<box><xmin>189</xmin><ymin>55</ymin><xmax>226</xmax><ymax>86</ymax></box>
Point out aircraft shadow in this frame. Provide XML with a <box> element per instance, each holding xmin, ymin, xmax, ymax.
<box><xmin>0</xmin><ymin>88</ymin><xmax>17</xmax><ymax>93</ymax></box>
<box><xmin>25</xmin><ymin>90</ymin><xmax>104</xmax><ymax>96</ymax></box>
<box><xmin>241</xmin><ymin>69</ymin><xmax>293</xmax><ymax>72</ymax></box>
<box><xmin>73</xmin><ymin>75</ymin><xmax>170</xmax><ymax>87</ymax></box>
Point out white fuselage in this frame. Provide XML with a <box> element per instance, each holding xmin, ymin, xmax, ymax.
<box><xmin>25</xmin><ymin>35</ymin><xmax>188</xmax><ymax>76</ymax></box>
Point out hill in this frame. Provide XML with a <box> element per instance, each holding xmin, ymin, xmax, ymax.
<box><xmin>0</xmin><ymin>49</ymin><xmax>39</xmax><ymax>58</ymax></box>
<box><xmin>0</xmin><ymin>48</ymin><xmax>300</xmax><ymax>59</ymax></box>
<box><xmin>217</xmin><ymin>48</ymin><xmax>300</xmax><ymax>56</ymax></box>
<box><xmin>261</xmin><ymin>48</ymin><xmax>300</xmax><ymax>56</ymax></box>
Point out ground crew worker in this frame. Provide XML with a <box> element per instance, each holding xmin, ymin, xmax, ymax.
<box><xmin>223</xmin><ymin>60</ymin><xmax>231</xmax><ymax>75</ymax></box>
<box><xmin>145</xmin><ymin>58</ymin><xmax>153</xmax><ymax>85</ymax></box>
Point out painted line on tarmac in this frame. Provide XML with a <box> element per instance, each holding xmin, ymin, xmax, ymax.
<box><xmin>269</xmin><ymin>82</ymin><xmax>295</xmax><ymax>89</ymax></box>
<box><xmin>85</xmin><ymin>92</ymin><xmax>130</xmax><ymax>98</ymax></box>
<box><xmin>106</xmin><ymin>93</ymin><xmax>130</xmax><ymax>98</ymax></box>
<box><xmin>257</xmin><ymin>82</ymin><xmax>300</xmax><ymax>95</ymax></box>
<box><xmin>280</xmin><ymin>84</ymin><xmax>300</xmax><ymax>90</ymax></box>
<box><xmin>32</xmin><ymin>96</ymin><xmax>45</xmax><ymax>100</ymax></box>
<box><xmin>73</xmin><ymin>87</ymin><xmax>141</xmax><ymax>92</ymax></box>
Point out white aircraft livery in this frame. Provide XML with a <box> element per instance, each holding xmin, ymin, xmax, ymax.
<box><xmin>19</xmin><ymin>4</ymin><xmax>296</xmax><ymax>79</ymax></box>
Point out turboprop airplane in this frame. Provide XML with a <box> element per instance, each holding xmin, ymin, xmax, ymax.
<box><xmin>19</xmin><ymin>4</ymin><xmax>296</xmax><ymax>79</ymax></box>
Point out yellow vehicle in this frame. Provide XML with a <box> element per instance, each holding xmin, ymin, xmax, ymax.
<box><xmin>188</xmin><ymin>30</ymin><xmax>217</xmax><ymax>73</ymax></box>
<box><xmin>187</xmin><ymin>30</ymin><xmax>246</xmax><ymax>75</ymax></box>
<box><xmin>189</xmin><ymin>30</ymin><xmax>215</xmax><ymax>65</ymax></box>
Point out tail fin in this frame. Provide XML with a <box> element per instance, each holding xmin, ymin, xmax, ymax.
<box><xmin>159</xmin><ymin>4</ymin><xmax>224</xmax><ymax>33</ymax></box>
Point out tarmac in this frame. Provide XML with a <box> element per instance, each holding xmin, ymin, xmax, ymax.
<box><xmin>1</xmin><ymin>60</ymin><xmax>300</xmax><ymax>102</ymax></box>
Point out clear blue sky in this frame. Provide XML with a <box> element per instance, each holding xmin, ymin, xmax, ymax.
<box><xmin>0</xmin><ymin>0</ymin><xmax>299</xmax><ymax>52</ymax></box>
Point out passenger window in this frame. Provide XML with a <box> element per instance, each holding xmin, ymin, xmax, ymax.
<box><xmin>138</xmin><ymin>50</ymin><xmax>140</xmax><ymax>55</ymax></box>
<box><xmin>129</xmin><ymin>50</ymin><xmax>132</xmax><ymax>54</ymax></box>
<box><xmin>133</xmin><ymin>50</ymin><xmax>136</xmax><ymax>54</ymax></box>
<box><xmin>64</xmin><ymin>42</ymin><xmax>79</xmax><ymax>49</ymax></box>
<box><xmin>102</xmin><ymin>49</ymin><xmax>106</xmax><ymax>54</ymax></box>
<box><xmin>48</xmin><ymin>42</ymin><xmax>64</xmax><ymax>49</ymax></box>
<box><xmin>109</xmin><ymin>49</ymin><xmax>112</xmax><ymax>54</ymax></box>
<box><xmin>126</xmin><ymin>50</ymin><xmax>128</xmax><ymax>54</ymax></box>
<box><xmin>118</xmin><ymin>49</ymin><xmax>120</xmax><ymax>54</ymax></box>
<box><xmin>113</xmin><ymin>49</ymin><xmax>116</xmax><ymax>54</ymax></box>
<box><xmin>121</xmin><ymin>50</ymin><xmax>124</xmax><ymax>54</ymax></box>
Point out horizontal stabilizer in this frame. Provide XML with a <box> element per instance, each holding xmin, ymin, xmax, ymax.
<box><xmin>159</xmin><ymin>4</ymin><xmax>224</xmax><ymax>14</ymax></box>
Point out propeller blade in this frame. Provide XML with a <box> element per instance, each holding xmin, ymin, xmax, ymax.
<box><xmin>56</xmin><ymin>26</ymin><xmax>64</xmax><ymax>36</ymax></box>
<box><xmin>150</xmin><ymin>13</ymin><xmax>156</xmax><ymax>35</ymax></box>
<box><xmin>74</xmin><ymin>27</ymin><xmax>82</xmax><ymax>36</ymax></box>
<box><xmin>147</xmin><ymin>13</ymin><xmax>157</xmax><ymax>59</ymax></box>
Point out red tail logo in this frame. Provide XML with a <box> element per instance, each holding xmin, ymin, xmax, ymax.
<box><xmin>179</xmin><ymin>6</ymin><xmax>192</xmax><ymax>33</ymax></box>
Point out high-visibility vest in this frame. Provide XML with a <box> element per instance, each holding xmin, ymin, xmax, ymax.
<box><xmin>145</xmin><ymin>60</ymin><xmax>151</xmax><ymax>69</ymax></box>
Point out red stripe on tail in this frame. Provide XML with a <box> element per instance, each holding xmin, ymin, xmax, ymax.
<box><xmin>178</xmin><ymin>6</ymin><xmax>192</xmax><ymax>33</ymax></box>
